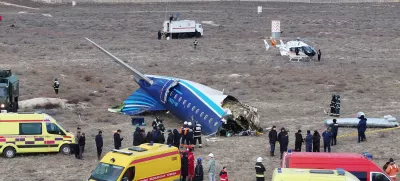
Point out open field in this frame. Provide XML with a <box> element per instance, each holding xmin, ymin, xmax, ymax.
<box><xmin>0</xmin><ymin>1</ymin><xmax>400</xmax><ymax>180</ymax></box>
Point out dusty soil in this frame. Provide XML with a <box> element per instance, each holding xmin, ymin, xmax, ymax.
<box><xmin>1</xmin><ymin>1</ymin><xmax>400</xmax><ymax>181</ymax></box>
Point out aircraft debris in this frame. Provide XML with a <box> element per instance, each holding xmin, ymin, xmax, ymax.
<box><xmin>324</xmin><ymin>115</ymin><xmax>399</xmax><ymax>128</ymax></box>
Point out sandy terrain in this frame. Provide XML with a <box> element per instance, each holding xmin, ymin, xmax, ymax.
<box><xmin>0</xmin><ymin>1</ymin><xmax>400</xmax><ymax>181</ymax></box>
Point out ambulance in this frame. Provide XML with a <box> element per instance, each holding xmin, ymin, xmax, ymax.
<box><xmin>0</xmin><ymin>112</ymin><xmax>75</xmax><ymax>158</ymax></box>
<box><xmin>272</xmin><ymin>168</ymin><xmax>360</xmax><ymax>181</ymax></box>
<box><xmin>88</xmin><ymin>143</ymin><xmax>181</xmax><ymax>181</ymax></box>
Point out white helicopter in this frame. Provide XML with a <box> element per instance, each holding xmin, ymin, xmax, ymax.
<box><xmin>264</xmin><ymin>37</ymin><xmax>317</xmax><ymax>61</ymax></box>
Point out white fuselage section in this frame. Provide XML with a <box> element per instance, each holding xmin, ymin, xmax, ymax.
<box><xmin>163</xmin><ymin>20</ymin><xmax>203</xmax><ymax>36</ymax></box>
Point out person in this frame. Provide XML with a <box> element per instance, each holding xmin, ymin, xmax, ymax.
<box><xmin>255</xmin><ymin>157</ymin><xmax>266</xmax><ymax>181</ymax></box>
<box><xmin>78</xmin><ymin>132</ymin><xmax>85</xmax><ymax>160</ymax></box>
<box><xmin>357</xmin><ymin>112</ymin><xmax>367</xmax><ymax>143</ymax></box>
<box><xmin>169</xmin><ymin>14</ymin><xmax>173</xmax><ymax>22</ymax></box>
<box><xmin>219</xmin><ymin>167</ymin><xmax>228</xmax><ymax>181</ymax></box>
<box><xmin>166</xmin><ymin>129</ymin><xmax>174</xmax><ymax>146</ymax></box>
<box><xmin>173</xmin><ymin>129</ymin><xmax>181</xmax><ymax>148</ymax></box>
<box><xmin>386</xmin><ymin>158</ymin><xmax>399</xmax><ymax>181</ymax></box>
<box><xmin>329</xmin><ymin>119</ymin><xmax>339</xmax><ymax>146</ymax></box>
<box><xmin>207</xmin><ymin>153</ymin><xmax>216</xmax><ymax>181</ymax></box>
<box><xmin>322</xmin><ymin>128</ymin><xmax>332</xmax><ymax>152</ymax></box>
<box><xmin>194</xmin><ymin>40</ymin><xmax>198</xmax><ymax>49</ymax></box>
<box><xmin>268</xmin><ymin>126</ymin><xmax>278</xmax><ymax>156</ymax></box>
<box><xmin>186</xmin><ymin>122</ymin><xmax>194</xmax><ymax>148</ymax></box>
<box><xmin>194</xmin><ymin>158</ymin><xmax>204</xmax><ymax>181</ymax></box>
<box><xmin>194</xmin><ymin>122</ymin><xmax>202</xmax><ymax>148</ymax></box>
<box><xmin>53</xmin><ymin>78</ymin><xmax>60</xmax><ymax>95</ymax></box>
<box><xmin>133</xmin><ymin>127</ymin><xmax>144</xmax><ymax>146</ymax></box>
<box><xmin>312</xmin><ymin>130</ymin><xmax>321</xmax><ymax>152</ymax></box>
<box><xmin>74</xmin><ymin>127</ymin><xmax>81</xmax><ymax>159</ymax></box>
<box><xmin>317</xmin><ymin>49</ymin><xmax>321</xmax><ymax>61</ymax></box>
<box><xmin>150</xmin><ymin>126</ymin><xmax>160</xmax><ymax>143</ymax></box>
<box><xmin>294</xmin><ymin>130</ymin><xmax>304</xmax><ymax>152</ymax></box>
<box><xmin>95</xmin><ymin>130</ymin><xmax>103</xmax><ymax>160</ymax></box>
<box><xmin>158</xmin><ymin>118</ymin><xmax>165</xmax><ymax>135</ymax></box>
<box><xmin>114</xmin><ymin>129</ymin><xmax>123</xmax><ymax>149</ymax></box>
<box><xmin>278</xmin><ymin>128</ymin><xmax>289</xmax><ymax>159</ymax></box>
<box><xmin>158</xmin><ymin>30</ymin><xmax>161</xmax><ymax>40</ymax></box>
<box><xmin>180</xmin><ymin>121</ymin><xmax>188</xmax><ymax>148</ymax></box>
<box><xmin>187</xmin><ymin>147</ymin><xmax>195</xmax><ymax>181</ymax></box>
<box><xmin>305</xmin><ymin>130</ymin><xmax>312</xmax><ymax>152</ymax></box>
<box><xmin>181</xmin><ymin>152</ymin><xmax>189</xmax><ymax>181</ymax></box>
<box><xmin>145</xmin><ymin>130</ymin><xmax>152</xmax><ymax>143</ymax></box>
<box><xmin>295</xmin><ymin>47</ymin><xmax>299</xmax><ymax>55</ymax></box>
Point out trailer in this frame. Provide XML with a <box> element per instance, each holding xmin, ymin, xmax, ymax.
<box><xmin>162</xmin><ymin>20</ymin><xmax>203</xmax><ymax>39</ymax></box>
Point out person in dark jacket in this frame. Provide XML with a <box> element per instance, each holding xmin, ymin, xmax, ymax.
<box><xmin>357</xmin><ymin>112</ymin><xmax>367</xmax><ymax>143</ymax></box>
<box><xmin>312</xmin><ymin>130</ymin><xmax>321</xmax><ymax>152</ymax></box>
<box><xmin>114</xmin><ymin>129</ymin><xmax>123</xmax><ymax>149</ymax></box>
<box><xmin>167</xmin><ymin>129</ymin><xmax>174</xmax><ymax>146</ymax></box>
<box><xmin>255</xmin><ymin>157</ymin><xmax>266</xmax><ymax>181</ymax></box>
<box><xmin>322</xmin><ymin>128</ymin><xmax>332</xmax><ymax>152</ymax></box>
<box><xmin>151</xmin><ymin>127</ymin><xmax>160</xmax><ymax>143</ymax></box>
<box><xmin>173</xmin><ymin>129</ymin><xmax>181</xmax><ymax>148</ymax></box>
<box><xmin>78</xmin><ymin>132</ymin><xmax>86</xmax><ymax>160</ymax></box>
<box><xmin>181</xmin><ymin>152</ymin><xmax>189</xmax><ymax>181</ymax></box>
<box><xmin>317</xmin><ymin>49</ymin><xmax>321</xmax><ymax>61</ymax></box>
<box><xmin>305</xmin><ymin>130</ymin><xmax>312</xmax><ymax>152</ymax></box>
<box><xmin>329</xmin><ymin>119</ymin><xmax>339</xmax><ymax>146</ymax></box>
<box><xmin>133</xmin><ymin>127</ymin><xmax>143</xmax><ymax>146</ymax></box>
<box><xmin>194</xmin><ymin>157</ymin><xmax>204</xmax><ymax>181</ymax></box>
<box><xmin>268</xmin><ymin>126</ymin><xmax>278</xmax><ymax>156</ymax></box>
<box><xmin>294</xmin><ymin>130</ymin><xmax>304</xmax><ymax>152</ymax></box>
<box><xmin>158</xmin><ymin>30</ymin><xmax>161</xmax><ymax>40</ymax></box>
<box><xmin>278</xmin><ymin>128</ymin><xmax>289</xmax><ymax>159</ymax></box>
<box><xmin>145</xmin><ymin>131</ymin><xmax>152</xmax><ymax>143</ymax></box>
<box><xmin>95</xmin><ymin>131</ymin><xmax>103</xmax><ymax>160</ymax></box>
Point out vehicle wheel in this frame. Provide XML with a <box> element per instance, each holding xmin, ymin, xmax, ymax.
<box><xmin>3</xmin><ymin>147</ymin><xmax>16</xmax><ymax>158</ymax></box>
<box><xmin>60</xmin><ymin>144</ymin><xmax>71</xmax><ymax>155</ymax></box>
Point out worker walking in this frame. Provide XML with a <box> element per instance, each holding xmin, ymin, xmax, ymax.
<box><xmin>255</xmin><ymin>157</ymin><xmax>266</xmax><ymax>181</ymax></box>
<box><xmin>312</xmin><ymin>130</ymin><xmax>321</xmax><ymax>152</ymax></box>
<box><xmin>357</xmin><ymin>112</ymin><xmax>367</xmax><ymax>143</ymax></box>
<box><xmin>329</xmin><ymin>119</ymin><xmax>339</xmax><ymax>146</ymax></box>
<box><xmin>113</xmin><ymin>129</ymin><xmax>123</xmax><ymax>149</ymax></box>
<box><xmin>95</xmin><ymin>130</ymin><xmax>103</xmax><ymax>160</ymax></box>
<box><xmin>53</xmin><ymin>78</ymin><xmax>60</xmax><ymax>95</ymax></box>
<box><xmin>386</xmin><ymin>158</ymin><xmax>399</xmax><ymax>181</ymax></box>
<box><xmin>219</xmin><ymin>167</ymin><xmax>229</xmax><ymax>181</ymax></box>
<box><xmin>207</xmin><ymin>153</ymin><xmax>216</xmax><ymax>181</ymax></box>
<box><xmin>305</xmin><ymin>130</ymin><xmax>312</xmax><ymax>152</ymax></box>
<box><xmin>194</xmin><ymin>122</ymin><xmax>202</xmax><ymax>148</ymax></box>
<box><xmin>278</xmin><ymin>128</ymin><xmax>289</xmax><ymax>159</ymax></box>
<box><xmin>317</xmin><ymin>49</ymin><xmax>322</xmax><ymax>61</ymax></box>
<box><xmin>294</xmin><ymin>130</ymin><xmax>304</xmax><ymax>152</ymax></box>
<box><xmin>78</xmin><ymin>132</ymin><xmax>86</xmax><ymax>160</ymax></box>
<box><xmin>268</xmin><ymin>126</ymin><xmax>278</xmax><ymax>156</ymax></box>
<box><xmin>193</xmin><ymin>40</ymin><xmax>198</xmax><ymax>49</ymax></box>
<box><xmin>322</xmin><ymin>128</ymin><xmax>332</xmax><ymax>152</ymax></box>
<box><xmin>194</xmin><ymin>158</ymin><xmax>204</xmax><ymax>181</ymax></box>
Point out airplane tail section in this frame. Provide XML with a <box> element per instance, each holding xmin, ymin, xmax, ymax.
<box><xmin>85</xmin><ymin>37</ymin><xmax>153</xmax><ymax>85</ymax></box>
<box><xmin>108</xmin><ymin>88</ymin><xmax>166</xmax><ymax>115</ymax></box>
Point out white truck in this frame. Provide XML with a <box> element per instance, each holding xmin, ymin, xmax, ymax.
<box><xmin>162</xmin><ymin>20</ymin><xmax>203</xmax><ymax>39</ymax></box>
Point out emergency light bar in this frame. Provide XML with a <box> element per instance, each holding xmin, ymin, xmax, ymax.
<box><xmin>362</xmin><ymin>152</ymin><xmax>373</xmax><ymax>160</ymax></box>
<box><xmin>111</xmin><ymin>149</ymin><xmax>133</xmax><ymax>155</ymax></box>
<box><xmin>336</xmin><ymin>168</ymin><xmax>345</xmax><ymax>176</ymax></box>
<box><xmin>309</xmin><ymin>170</ymin><xmax>334</xmax><ymax>174</ymax></box>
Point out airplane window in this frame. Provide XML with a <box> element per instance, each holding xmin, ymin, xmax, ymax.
<box><xmin>192</xmin><ymin>106</ymin><xmax>196</xmax><ymax>111</ymax></box>
<box><xmin>200</xmin><ymin>112</ymin><xmax>204</xmax><ymax>117</ymax></box>
<box><xmin>174</xmin><ymin>94</ymin><xmax>178</xmax><ymax>99</ymax></box>
<box><xmin>209</xmin><ymin>118</ymin><xmax>213</xmax><ymax>124</ymax></box>
<box><xmin>187</xmin><ymin>103</ymin><xmax>191</xmax><ymax>108</ymax></box>
<box><xmin>178</xmin><ymin>97</ymin><xmax>182</xmax><ymax>102</ymax></box>
<box><xmin>196</xmin><ymin>109</ymin><xmax>199</xmax><ymax>114</ymax></box>
<box><xmin>214</xmin><ymin>122</ymin><xmax>218</xmax><ymax>127</ymax></box>
<box><xmin>183</xmin><ymin>100</ymin><xmax>187</xmax><ymax>105</ymax></box>
<box><xmin>204</xmin><ymin>115</ymin><xmax>208</xmax><ymax>120</ymax></box>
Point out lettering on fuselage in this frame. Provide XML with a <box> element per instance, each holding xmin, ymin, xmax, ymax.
<box><xmin>168</xmin><ymin>97</ymin><xmax>178</xmax><ymax>107</ymax></box>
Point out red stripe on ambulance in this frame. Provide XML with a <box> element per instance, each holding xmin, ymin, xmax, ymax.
<box><xmin>130</xmin><ymin>151</ymin><xmax>178</xmax><ymax>164</ymax></box>
<box><xmin>137</xmin><ymin>170</ymin><xmax>180</xmax><ymax>181</ymax></box>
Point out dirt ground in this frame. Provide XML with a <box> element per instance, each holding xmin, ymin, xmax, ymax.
<box><xmin>0</xmin><ymin>1</ymin><xmax>400</xmax><ymax>181</ymax></box>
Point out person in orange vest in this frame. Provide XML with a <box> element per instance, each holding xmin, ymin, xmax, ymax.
<box><xmin>180</xmin><ymin>121</ymin><xmax>188</xmax><ymax>148</ymax></box>
<box><xmin>219</xmin><ymin>167</ymin><xmax>229</xmax><ymax>181</ymax></box>
<box><xmin>386</xmin><ymin>158</ymin><xmax>399</xmax><ymax>181</ymax></box>
<box><xmin>187</xmin><ymin>146</ymin><xmax>195</xmax><ymax>181</ymax></box>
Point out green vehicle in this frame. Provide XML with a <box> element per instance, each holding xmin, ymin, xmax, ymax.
<box><xmin>0</xmin><ymin>70</ymin><xmax>19</xmax><ymax>112</ymax></box>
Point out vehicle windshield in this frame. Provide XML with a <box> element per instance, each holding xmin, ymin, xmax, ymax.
<box><xmin>89</xmin><ymin>163</ymin><xmax>124</xmax><ymax>181</ymax></box>
<box><xmin>0</xmin><ymin>87</ymin><xmax>6</xmax><ymax>97</ymax></box>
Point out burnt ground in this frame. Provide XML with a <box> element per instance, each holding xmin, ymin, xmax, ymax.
<box><xmin>0</xmin><ymin>1</ymin><xmax>400</xmax><ymax>181</ymax></box>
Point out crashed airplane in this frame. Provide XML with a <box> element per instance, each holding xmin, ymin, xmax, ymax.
<box><xmin>324</xmin><ymin>115</ymin><xmax>399</xmax><ymax>128</ymax></box>
<box><xmin>85</xmin><ymin>38</ymin><xmax>261</xmax><ymax>135</ymax></box>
